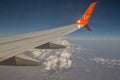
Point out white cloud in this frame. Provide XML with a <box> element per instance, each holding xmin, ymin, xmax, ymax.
<box><xmin>59</xmin><ymin>51</ymin><xmax>72</xmax><ymax>69</ymax></box>
<box><xmin>44</xmin><ymin>55</ymin><xmax>59</xmax><ymax>70</ymax></box>
<box><xmin>28</xmin><ymin>38</ymin><xmax>80</xmax><ymax>71</ymax></box>
<box><xmin>90</xmin><ymin>57</ymin><xmax>120</xmax><ymax>66</ymax></box>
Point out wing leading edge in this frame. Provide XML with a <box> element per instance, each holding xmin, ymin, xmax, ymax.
<box><xmin>0</xmin><ymin>2</ymin><xmax>97</xmax><ymax>66</ymax></box>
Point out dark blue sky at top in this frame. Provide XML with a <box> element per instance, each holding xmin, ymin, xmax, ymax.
<box><xmin>0</xmin><ymin>0</ymin><xmax>120</xmax><ymax>39</ymax></box>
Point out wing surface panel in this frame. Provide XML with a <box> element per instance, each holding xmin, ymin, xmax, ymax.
<box><xmin>0</xmin><ymin>24</ymin><xmax>78</xmax><ymax>61</ymax></box>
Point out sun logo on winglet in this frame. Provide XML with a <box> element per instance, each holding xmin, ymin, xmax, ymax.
<box><xmin>83</xmin><ymin>15</ymin><xmax>89</xmax><ymax>20</ymax></box>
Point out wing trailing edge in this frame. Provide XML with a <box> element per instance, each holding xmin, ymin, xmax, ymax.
<box><xmin>36</xmin><ymin>42</ymin><xmax>65</xmax><ymax>49</ymax></box>
<box><xmin>0</xmin><ymin>54</ymin><xmax>40</xmax><ymax>66</ymax></box>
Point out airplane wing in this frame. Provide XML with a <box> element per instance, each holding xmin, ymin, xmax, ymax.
<box><xmin>0</xmin><ymin>2</ymin><xmax>97</xmax><ymax>66</ymax></box>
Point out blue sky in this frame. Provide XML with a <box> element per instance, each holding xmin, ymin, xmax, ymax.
<box><xmin>0</xmin><ymin>0</ymin><xmax>120</xmax><ymax>40</ymax></box>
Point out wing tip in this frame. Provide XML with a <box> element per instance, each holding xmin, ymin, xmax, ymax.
<box><xmin>84</xmin><ymin>25</ymin><xmax>92</xmax><ymax>32</ymax></box>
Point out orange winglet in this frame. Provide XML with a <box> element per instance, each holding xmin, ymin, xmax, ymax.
<box><xmin>76</xmin><ymin>1</ymin><xmax>97</xmax><ymax>31</ymax></box>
